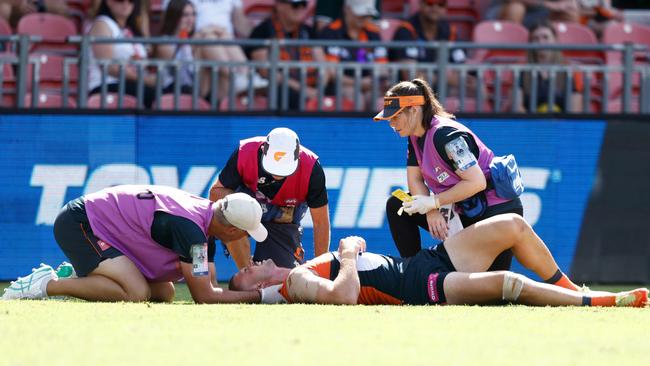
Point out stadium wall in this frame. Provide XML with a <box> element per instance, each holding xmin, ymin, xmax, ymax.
<box><xmin>0</xmin><ymin>113</ymin><xmax>644</xmax><ymax>283</ymax></box>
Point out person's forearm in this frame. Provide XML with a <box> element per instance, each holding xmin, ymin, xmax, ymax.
<box><xmin>330</xmin><ymin>253</ymin><xmax>359</xmax><ymax>304</ymax></box>
<box><xmin>193</xmin><ymin>287</ymin><xmax>261</xmax><ymax>304</ymax></box>
<box><xmin>437</xmin><ymin>178</ymin><xmax>485</xmax><ymax>206</ymax></box>
<box><xmin>408</xmin><ymin>176</ymin><xmax>430</xmax><ymax>196</ymax></box>
<box><xmin>209</xmin><ymin>185</ymin><xmax>234</xmax><ymax>201</ymax></box>
<box><xmin>312</xmin><ymin>222</ymin><xmax>330</xmax><ymax>257</ymax></box>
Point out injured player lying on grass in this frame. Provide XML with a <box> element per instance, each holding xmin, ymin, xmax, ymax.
<box><xmin>230</xmin><ymin>214</ymin><xmax>649</xmax><ymax>307</ymax></box>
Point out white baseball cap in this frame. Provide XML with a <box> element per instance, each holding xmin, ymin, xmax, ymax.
<box><xmin>345</xmin><ymin>0</ymin><xmax>379</xmax><ymax>17</ymax></box>
<box><xmin>221</xmin><ymin>193</ymin><xmax>268</xmax><ymax>242</ymax></box>
<box><xmin>261</xmin><ymin>127</ymin><xmax>300</xmax><ymax>177</ymax></box>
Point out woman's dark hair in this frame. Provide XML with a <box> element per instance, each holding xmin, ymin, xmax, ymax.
<box><xmin>527</xmin><ymin>20</ymin><xmax>563</xmax><ymax>64</ymax></box>
<box><xmin>159</xmin><ymin>0</ymin><xmax>195</xmax><ymax>36</ymax></box>
<box><xmin>385</xmin><ymin>78</ymin><xmax>454</xmax><ymax>130</ymax></box>
<box><xmin>96</xmin><ymin>0</ymin><xmax>144</xmax><ymax>37</ymax></box>
<box><xmin>522</xmin><ymin>20</ymin><xmax>568</xmax><ymax>103</ymax></box>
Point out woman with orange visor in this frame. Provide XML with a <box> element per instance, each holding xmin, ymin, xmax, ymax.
<box><xmin>375</xmin><ymin>78</ymin><xmax>524</xmax><ymax>271</ymax></box>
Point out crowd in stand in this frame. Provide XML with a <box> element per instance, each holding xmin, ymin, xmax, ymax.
<box><xmin>0</xmin><ymin>0</ymin><xmax>648</xmax><ymax>112</ymax></box>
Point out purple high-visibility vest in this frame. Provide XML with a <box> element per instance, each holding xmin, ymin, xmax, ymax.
<box><xmin>84</xmin><ymin>185</ymin><xmax>214</xmax><ymax>282</ymax></box>
<box><xmin>409</xmin><ymin>116</ymin><xmax>509</xmax><ymax>211</ymax></box>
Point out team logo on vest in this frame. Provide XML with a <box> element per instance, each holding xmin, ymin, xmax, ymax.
<box><xmin>284</xmin><ymin>199</ymin><xmax>298</xmax><ymax>206</ymax></box>
<box><xmin>258</xmin><ymin>177</ymin><xmax>266</xmax><ymax>184</ymax></box>
<box><xmin>436</xmin><ymin>171</ymin><xmax>449</xmax><ymax>183</ymax></box>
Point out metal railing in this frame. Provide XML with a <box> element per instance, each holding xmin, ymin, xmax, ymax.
<box><xmin>0</xmin><ymin>35</ymin><xmax>648</xmax><ymax>113</ymax></box>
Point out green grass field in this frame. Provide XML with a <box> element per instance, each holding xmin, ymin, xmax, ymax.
<box><xmin>1</xmin><ymin>283</ymin><xmax>649</xmax><ymax>366</ymax></box>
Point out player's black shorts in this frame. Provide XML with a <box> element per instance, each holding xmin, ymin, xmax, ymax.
<box><xmin>53</xmin><ymin>197</ymin><xmax>123</xmax><ymax>277</ymax></box>
<box><xmin>402</xmin><ymin>244</ymin><xmax>457</xmax><ymax>305</ymax></box>
<box><xmin>253</xmin><ymin>222</ymin><xmax>304</xmax><ymax>268</ymax></box>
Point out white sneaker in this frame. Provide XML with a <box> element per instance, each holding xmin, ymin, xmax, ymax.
<box><xmin>233</xmin><ymin>73</ymin><xmax>249</xmax><ymax>94</ymax></box>
<box><xmin>1</xmin><ymin>264</ymin><xmax>57</xmax><ymax>300</ymax></box>
<box><xmin>251</xmin><ymin>72</ymin><xmax>268</xmax><ymax>90</ymax></box>
<box><xmin>233</xmin><ymin>72</ymin><xmax>269</xmax><ymax>94</ymax></box>
<box><xmin>55</xmin><ymin>261</ymin><xmax>77</xmax><ymax>279</ymax></box>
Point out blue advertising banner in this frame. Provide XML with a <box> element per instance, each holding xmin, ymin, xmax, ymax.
<box><xmin>0</xmin><ymin>115</ymin><xmax>606</xmax><ymax>281</ymax></box>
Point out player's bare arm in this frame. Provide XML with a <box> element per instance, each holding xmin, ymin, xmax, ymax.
<box><xmin>180</xmin><ymin>261</ymin><xmax>259</xmax><ymax>304</ymax></box>
<box><xmin>208</xmin><ymin>179</ymin><xmax>234</xmax><ymax>202</ymax></box>
<box><xmin>287</xmin><ymin>237</ymin><xmax>364</xmax><ymax>304</ymax></box>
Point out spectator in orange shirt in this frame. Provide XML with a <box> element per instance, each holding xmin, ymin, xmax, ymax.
<box><xmin>318</xmin><ymin>0</ymin><xmax>387</xmax><ymax>108</ymax></box>
<box><xmin>578</xmin><ymin>0</ymin><xmax>623</xmax><ymax>37</ymax></box>
<box><xmin>248</xmin><ymin>0</ymin><xmax>328</xmax><ymax>109</ymax></box>
<box><xmin>390</xmin><ymin>0</ymin><xmax>482</xmax><ymax>98</ymax></box>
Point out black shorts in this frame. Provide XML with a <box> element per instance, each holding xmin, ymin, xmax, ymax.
<box><xmin>53</xmin><ymin>197</ymin><xmax>123</xmax><ymax>277</ymax></box>
<box><xmin>253</xmin><ymin>222</ymin><xmax>304</xmax><ymax>269</ymax></box>
<box><xmin>402</xmin><ymin>245</ymin><xmax>457</xmax><ymax>305</ymax></box>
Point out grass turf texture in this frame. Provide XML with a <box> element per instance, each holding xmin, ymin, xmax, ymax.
<box><xmin>1</xmin><ymin>283</ymin><xmax>649</xmax><ymax>366</ymax></box>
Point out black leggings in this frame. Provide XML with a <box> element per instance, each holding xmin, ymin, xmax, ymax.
<box><xmin>386</xmin><ymin>195</ymin><xmax>524</xmax><ymax>271</ymax></box>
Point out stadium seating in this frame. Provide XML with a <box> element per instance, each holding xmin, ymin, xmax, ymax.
<box><xmin>602</xmin><ymin>22</ymin><xmax>650</xmax><ymax>65</ymax></box>
<box><xmin>444</xmin><ymin>96</ymin><xmax>492</xmax><ymax>113</ymax></box>
<box><xmin>16</xmin><ymin>13</ymin><xmax>78</xmax><ymax>54</ymax></box>
<box><xmin>243</xmin><ymin>0</ymin><xmax>275</xmax><ymax>25</ymax></box>
<box><xmin>553</xmin><ymin>22</ymin><xmax>604</xmax><ymax>64</ymax></box>
<box><xmin>0</xmin><ymin>16</ymin><xmax>11</xmax><ymax>36</ymax></box>
<box><xmin>26</xmin><ymin>54</ymin><xmax>79</xmax><ymax>93</ymax></box>
<box><xmin>158</xmin><ymin>94</ymin><xmax>211</xmax><ymax>111</ymax></box>
<box><xmin>1</xmin><ymin>60</ymin><xmax>15</xmax><ymax>107</ymax></box>
<box><xmin>87</xmin><ymin>93</ymin><xmax>138</xmax><ymax>109</ymax></box>
<box><xmin>606</xmin><ymin>98</ymin><xmax>641</xmax><ymax>113</ymax></box>
<box><xmin>0</xmin><ymin>17</ymin><xmax>12</xmax><ymax>52</ymax></box>
<box><xmin>23</xmin><ymin>92</ymin><xmax>77</xmax><ymax>108</ymax></box>
<box><xmin>305</xmin><ymin>96</ymin><xmax>355</xmax><ymax>111</ymax></box>
<box><xmin>220</xmin><ymin>95</ymin><xmax>268</xmax><ymax>111</ymax></box>
<box><xmin>381</xmin><ymin>0</ymin><xmax>414</xmax><ymax>18</ymax></box>
<box><xmin>601</xmin><ymin>22</ymin><xmax>650</xmax><ymax>100</ymax></box>
<box><xmin>469</xmin><ymin>21</ymin><xmax>528</xmax><ymax>112</ymax></box>
<box><xmin>445</xmin><ymin>0</ymin><xmax>480</xmax><ymax>40</ymax></box>
<box><xmin>471</xmin><ymin>21</ymin><xmax>528</xmax><ymax>63</ymax></box>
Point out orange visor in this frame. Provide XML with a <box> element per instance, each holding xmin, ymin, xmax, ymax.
<box><xmin>373</xmin><ymin>95</ymin><xmax>425</xmax><ymax>121</ymax></box>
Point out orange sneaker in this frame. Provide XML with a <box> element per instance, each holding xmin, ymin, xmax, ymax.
<box><xmin>615</xmin><ymin>288</ymin><xmax>649</xmax><ymax>308</ymax></box>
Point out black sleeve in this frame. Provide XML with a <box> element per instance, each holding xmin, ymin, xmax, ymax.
<box><xmin>317</xmin><ymin>25</ymin><xmax>336</xmax><ymax>40</ymax></box>
<box><xmin>407</xmin><ymin>139</ymin><xmax>418</xmax><ymax>166</ymax></box>
<box><xmin>151</xmin><ymin>212</ymin><xmax>211</xmax><ymax>263</ymax></box>
<box><xmin>306</xmin><ymin>160</ymin><xmax>328</xmax><ymax>208</ymax></box>
<box><xmin>432</xmin><ymin>126</ymin><xmax>480</xmax><ymax>170</ymax></box>
<box><xmin>390</xmin><ymin>26</ymin><xmax>416</xmax><ymax>61</ymax></box>
<box><xmin>217</xmin><ymin>149</ymin><xmax>243</xmax><ymax>189</ymax></box>
<box><xmin>247</xmin><ymin>19</ymin><xmax>272</xmax><ymax>57</ymax></box>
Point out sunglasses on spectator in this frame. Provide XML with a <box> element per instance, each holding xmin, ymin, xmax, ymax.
<box><xmin>423</xmin><ymin>0</ymin><xmax>446</xmax><ymax>6</ymax></box>
<box><xmin>279</xmin><ymin>0</ymin><xmax>308</xmax><ymax>9</ymax></box>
